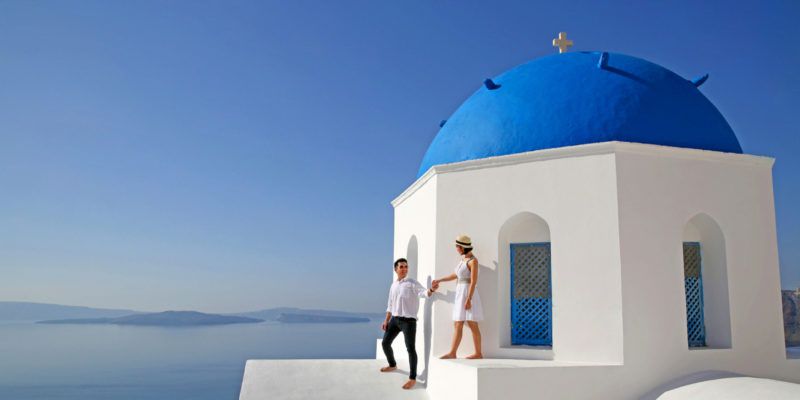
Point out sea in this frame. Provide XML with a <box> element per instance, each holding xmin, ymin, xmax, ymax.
<box><xmin>0</xmin><ymin>320</ymin><xmax>382</xmax><ymax>400</ymax></box>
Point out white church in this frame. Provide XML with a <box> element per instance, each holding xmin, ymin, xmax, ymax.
<box><xmin>240</xmin><ymin>36</ymin><xmax>800</xmax><ymax>399</ymax></box>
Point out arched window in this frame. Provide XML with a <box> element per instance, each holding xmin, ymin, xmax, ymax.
<box><xmin>682</xmin><ymin>213</ymin><xmax>732</xmax><ymax>349</ymax></box>
<box><xmin>498</xmin><ymin>212</ymin><xmax>552</xmax><ymax>347</ymax></box>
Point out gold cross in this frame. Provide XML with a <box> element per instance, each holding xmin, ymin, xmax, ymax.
<box><xmin>552</xmin><ymin>32</ymin><xmax>573</xmax><ymax>53</ymax></box>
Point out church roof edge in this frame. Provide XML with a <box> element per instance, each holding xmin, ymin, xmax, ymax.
<box><xmin>392</xmin><ymin>141</ymin><xmax>773</xmax><ymax>208</ymax></box>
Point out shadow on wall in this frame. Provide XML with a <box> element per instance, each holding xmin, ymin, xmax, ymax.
<box><xmin>419</xmin><ymin>281</ymin><xmax>457</xmax><ymax>384</ymax></box>
<box><xmin>418</xmin><ymin>275</ymin><xmax>434</xmax><ymax>383</ymax></box>
<box><xmin>407</xmin><ymin>236</ymin><xmax>418</xmax><ymax>281</ymax></box>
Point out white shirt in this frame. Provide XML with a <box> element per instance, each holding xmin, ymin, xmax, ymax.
<box><xmin>386</xmin><ymin>277</ymin><xmax>431</xmax><ymax>319</ymax></box>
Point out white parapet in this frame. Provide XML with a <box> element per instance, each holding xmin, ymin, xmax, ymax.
<box><xmin>239</xmin><ymin>357</ymin><xmax>800</xmax><ymax>400</ymax></box>
<box><xmin>239</xmin><ymin>359</ymin><xmax>429</xmax><ymax>400</ymax></box>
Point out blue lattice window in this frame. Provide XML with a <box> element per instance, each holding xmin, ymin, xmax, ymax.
<box><xmin>684</xmin><ymin>242</ymin><xmax>706</xmax><ymax>347</ymax></box>
<box><xmin>511</xmin><ymin>243</ymin><xmax>551</xmax><ymax>346</ymax></box>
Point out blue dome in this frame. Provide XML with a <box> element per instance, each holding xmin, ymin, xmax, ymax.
<box><xmin>418</xmin><ymin>52</ymin><xmax>741</xmax><ymax>177</ymax></box>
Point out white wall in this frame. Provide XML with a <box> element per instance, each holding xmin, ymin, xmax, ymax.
<box><xmin>433</xmin><ymin>152</ymin><xmax>624</xmax><ymax>363</ymax></box>
<box><xmin>614</xmin><ymin>146</ymin><xmax>792</xmax><ymax>391</ymax></box>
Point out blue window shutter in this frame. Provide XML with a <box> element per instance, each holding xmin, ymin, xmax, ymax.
<box><xmin>684</xmin><ymin>242</ymin><xmax>706</xmax><ymax>347</ymax></box>
<box><xmin>511</xmin><ymin>243</ymin><xmax>552</xmax><ymax>346</ymax></box>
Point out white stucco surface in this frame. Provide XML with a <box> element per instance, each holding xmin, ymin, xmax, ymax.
<box><xmin>239</xmin><ymin>360</ymin><xmax>429</xmax><ymax>400</ymax></box>
<box><xmin>388</xmin><ymin>141</ymin><xmax>800</xmax><ymax>399</ymax></box>
<box><xmin>239</xmin><ymin>358</ymin><xmax>800</xmax><ymax>400</ymax></box>
<box><xmin>241</xmin><ymin>141</ymin><xmax>799</xmax><ymax>400</ymax></box>
<box><xmin>656</xmin><ymin>377</ymin><xmax>800</xmax><ymax>399</ymax></box>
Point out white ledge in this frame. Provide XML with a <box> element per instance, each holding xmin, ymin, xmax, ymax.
<box><xmin>239</xmin><ymin>359</ymin><xmax>429</xmax><ymax>400</ymax></box>
<box><xmin>431</xmin><ymin>357</ymin><xmax>621</xmax><ymax>369</ymax></box>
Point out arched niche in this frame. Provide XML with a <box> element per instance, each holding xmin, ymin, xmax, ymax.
<box><xmin>498</xmin><ymin>212</ymin><xmax>551</xmax><ymax>348</ymax></box>
<box><xmin>406</xmin><ymin>235</ymin><xmax>418</xmax><ymax>281</ymax></box>
<box><xmin>682</xmin><ymin>213</ymin><xmax>732</xmax><ymax>349</ymax></box>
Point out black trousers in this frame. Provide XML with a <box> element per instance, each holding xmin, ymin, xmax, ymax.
<box><xmin>381</xmin><ymin>316</ymin><xmax>418</xmax><ymax>380</ymax></box>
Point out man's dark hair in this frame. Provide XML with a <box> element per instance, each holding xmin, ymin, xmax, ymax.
<box><xmin>394</xmin><ymin>258</ymin><xmax>408</xmax><ymax>269</ymax></box>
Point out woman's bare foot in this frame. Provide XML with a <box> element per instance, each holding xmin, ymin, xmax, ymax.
<box><xmin>439</xmin><ymin>353</ymin><xmax>456</xmax><ymax>359</ymax></box>
<box><xmin>402</xmin><ymin>379</ymin><xmax>416</xmax><ymax>389</ymax></box>
<box><xmin>380</xmin><ymin>366</ymin><xmax>397</xmax><ymax>372</ymax></box>
<box><xmin>465</xmin><ymin>353</ymin><xmax>483</xmax><ymax>359</ymax></box>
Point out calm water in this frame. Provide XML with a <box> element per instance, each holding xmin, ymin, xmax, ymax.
<box><xmin>0</xmin><ymin>320</ymin><xmax>382</xmax><ymax>400</ymax></box>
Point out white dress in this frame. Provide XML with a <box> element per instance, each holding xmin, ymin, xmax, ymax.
<box><xmin>452</xmin><ymin>256</ymin><xmax>483</xmax><ymax>321</ymax></box>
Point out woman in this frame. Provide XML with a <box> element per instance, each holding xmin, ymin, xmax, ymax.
<box><xmin>432</xmin><ymin>235</ymin><xmax>483</xmax><ymax>359</ymax></box>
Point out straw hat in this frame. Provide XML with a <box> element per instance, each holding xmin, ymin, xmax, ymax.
<box><xmin>455</xmin><ymin>235</ymin><xmax>472</xmax><ymax>248</ymax></box>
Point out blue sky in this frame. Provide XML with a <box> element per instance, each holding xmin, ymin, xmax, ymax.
<box><xmin>1</xmin><ymin>1</ymin><xmax>798</xmax><ymax>313</ymax></box>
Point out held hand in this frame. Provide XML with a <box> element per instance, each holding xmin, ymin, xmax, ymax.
<box><xmin>381</xmin><ymin>321</ymin><xmax>388</xmax><ymax>331</ymax></box>
<box><xmin>465</xmin><ymin>299</ymin><xmax>472</xmax><ymax>310</ymax></box>
<box><xmin>432</xmin><ymin>280</ymin><xmax>440</xmax><ymax>289</ymax></box>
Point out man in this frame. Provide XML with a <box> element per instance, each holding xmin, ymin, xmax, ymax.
<box><xmin>380</xmin><ymin>258</ymin><xmax>438</xmax><ymax>390</ymax></box>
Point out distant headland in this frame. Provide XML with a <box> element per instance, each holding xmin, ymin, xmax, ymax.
<box><xmin>38</xmin><ymin>311</ymin><xmax>263</xmax><ymax>326</ymax></box>
<box><xmin>276</xmin><ymin>313</ymin><xmax>370</xmax><ymax>323</ymax></box>
<box><xmin>0</xmin><ymin>301</ymin><xmax>383</xmax><ymax>326</ymax></box>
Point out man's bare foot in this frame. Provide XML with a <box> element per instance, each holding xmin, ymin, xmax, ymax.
<box><xmin>380</xmin><ymin>366</ymin><xmax>397</xmax><ymax>372</ymax></box>
<box><xmin>465</xmin><ymin>353</ymin><xmax>483</xmax><ymax>359</ymax></box>
<box><xmin>402</xmin><ymin>379</ymin><xmax>416</xmax><ymax>390</ymax></box>
<box><xmin>439</xmin><ymin>353</ymin><xmax>456</xmax><ymax>359</ymax></box>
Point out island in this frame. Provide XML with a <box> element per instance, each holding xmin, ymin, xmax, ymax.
<box><xmin>276</xmin><ymin>313</ymin><xmax>370</xmax><ymax>323</ymax></box>
<box><xmin>37</xmin><ymin>310</ymin><xmax>263</xmax><ymax>326</ymax></box>
<box><xmin>233</xmin><ymin>307</ymin><xmax>382</xmax><ymax>321</ymax></box>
